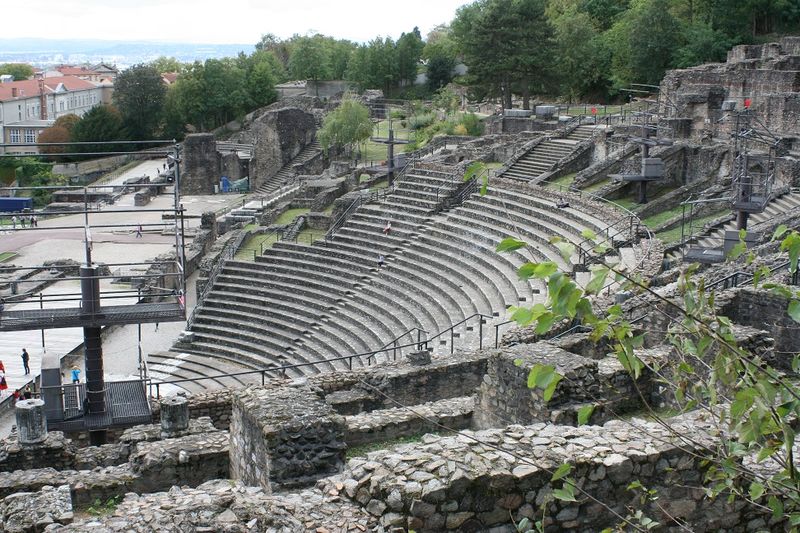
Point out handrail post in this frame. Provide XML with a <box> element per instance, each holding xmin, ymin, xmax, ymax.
<box><xmin>479</xmin><ymin>316</ymin><xmax>483</xmax><ymax>350</ymax></box>
<box><xmin>495</xmin><ymin>324</ymin><xmax>499</xmax><ymax>348</ymax></box>
<box><xmin>261</xmin><ymin>371</ymin><xmax>265</xmax><ymax>386</ymax></box>
<box><xmin>450</xmin><ymin>327</ymin><xmax>454</xmax><ymax>354</ymax></box>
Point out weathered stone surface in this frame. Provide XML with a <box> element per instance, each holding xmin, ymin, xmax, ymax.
<box><xmin>230</xmin><ymin>385</ymin><xmax>346</xmax><ymax>490</ymax></box>
<box><xmin>0</xmin><ymin>484</ymin><xmax>72</xmax><ymax>532</ymax></box>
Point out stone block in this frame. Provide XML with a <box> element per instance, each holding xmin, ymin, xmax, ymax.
<box><xmin>230</xmin><ymin>385</ymin><xmax>346</xmax><ymax>491</ymax></box>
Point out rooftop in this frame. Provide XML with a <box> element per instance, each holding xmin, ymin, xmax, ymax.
<box><xmin>0</xmin><ymin>76</ymin><xmax>98</xmax><ymax>102</ymax></box>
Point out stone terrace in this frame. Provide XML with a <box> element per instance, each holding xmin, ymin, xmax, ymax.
<box><xmin>149</xmin><ymin>162</ymin><xmax>643</xmax><ymax>393</ymax></box>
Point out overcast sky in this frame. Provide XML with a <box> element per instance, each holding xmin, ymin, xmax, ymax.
<box><xmin>6</xmin><ymin>0</ymin><xmax>473</xmax><ymax>44</ymax></box>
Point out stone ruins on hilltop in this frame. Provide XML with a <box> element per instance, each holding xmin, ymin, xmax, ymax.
<box><xmin>2</xmin><ymin>38</ymin><xmax>800</xmax><ymax>532</ymax></box>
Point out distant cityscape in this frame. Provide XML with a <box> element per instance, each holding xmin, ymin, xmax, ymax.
<box><xmin>0</xmin><ymin>38</ymin><xmax>255</xmax><ymax>70</ymax></box>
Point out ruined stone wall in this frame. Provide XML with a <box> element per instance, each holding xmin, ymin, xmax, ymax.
<box><xmin>229</xmin><ymin>385</ymin><xmax>346</xmax><ymax>491</ymax></box>
<box><xmin>720</xmin><ymin>287</ymin><xmax>800</xmax><ymax>370</ymax></box>
<box><xmin>475</xmin><ymin>343</ymin><xmax>650</xmax><ymax>429</ymax></box>
<box><xmin>150</xmin><ymin>389</ymin><xmax>233</xmax><ymax>430</ymax></box>
<box><xmin>249</xmin><ymin>107</ymin><xmax>316</xmax><ymax>189</ymax></box>
<box><xmin>181</xmin><ymin>134</ymin><xmax>219</xmax><ymax>195</ymax></box>
<box><xmin>323</xmin><ymin>411</ymin><xmax>771</xmax><ymax>531</ymax></box>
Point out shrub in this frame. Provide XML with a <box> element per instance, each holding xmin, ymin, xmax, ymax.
<box><xmin>460</xmin><ymin>113</ymin><xmax>484</xmax><ymax>136</ymax></box>
<box><xmin>409</xmin><ymin>112</ymin><xmax>436</xmax><ymax>130</ymax></box>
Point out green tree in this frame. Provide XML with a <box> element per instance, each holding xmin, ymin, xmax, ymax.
<box><xmin>256</xmin><ymin>33</ymin><xmax>292</xmax><ymax>70</ymax></box>
<box><xmin>452</xmin><ymin>0</ymin><xmax>557</xmax><ymax>109</ymax></box>
<box><xmin>396</xmin><ymin>27</ymin><xmax>424</xmax><ymax>86</ymax></box>
<box><xmin>288</xmin><ymin>35</ymin><xmax>332</xmax><ymax>90</ymax></box>
<box><xmin>148</xmin><ymin>56</ymin><xmax>183</xmax><ymax>74</ymax></box>
<box><xmin>423</xmin><ymin>29</ymin><xmax>458</xmax><ymax>91</ymax></box>
<box><xmin>0</xmin><ymin>63</ymin><xmax>33</xmax><ymax>80</ymax></box>
<box><xmin>553</xmin><ymin>6</ymin><xmax>611</xmax><ymax>100</ymax></box>
<box><xmin>346</xmin><ymin>38</ymin><xmax>399</xmax><ymax>94</ymax></box>
<box><xmin>112</xmin><ymin>63</ymin><xmax>167</xmax><ymax>140</ymax></box>
<box><xmin>70</xmin><ymin>104</ymin><xmax>125</xmax><ymax>154</ymax></box>
<box><xmin>605</xmin><ymin>0</ymin><xmax>681</xmax><ymax>88</ymax></box>
<box><xmin>673</xmin><ymin>21</ymin><xmax>733</xmax><ymax>67</ymax></box>
<box><xmin>317</xmin><ymin>97</ymin><xmax>373</xmax><ymax>156</ymax></box>
<box><xmin>246</xmin><ymin>60</ymin><xmax>278</xmax><ymax>109</ymax></box>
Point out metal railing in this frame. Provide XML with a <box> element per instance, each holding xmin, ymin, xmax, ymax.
<box><xmin>148</xmin><ymin>312</ymin><xmax>497</xmax><ymax>397</ymax></box>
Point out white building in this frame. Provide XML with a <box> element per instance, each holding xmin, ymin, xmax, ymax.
<box><xmin>0</xmin><ymin>76</ymin><xmax>107</xmax><ymax>154</ymax></box>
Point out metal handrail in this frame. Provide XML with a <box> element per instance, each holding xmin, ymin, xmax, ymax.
<box><xmin>149</xmin><ymin>312</ymin><xmax>497</xmax><ymax>397</ymax></box>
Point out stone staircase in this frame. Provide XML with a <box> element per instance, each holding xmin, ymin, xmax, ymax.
<box><xmin>148</xmin><ymin>166</ymin><xmax>630</xmax><ymax>393</ymax></box>
<box><xmin>256</xmin><ymin>140</ymin><xmax>322</xmax><ymax>195</ymax></box>
<box><xmin>669</xmin><ymin>191</ymin><xmax>800</xmax><ymax>263</ymax></box>
<box><xmin>499</xmin><ymin>125</ymin><xmax>599</xmax><ymax>181</ymax></box>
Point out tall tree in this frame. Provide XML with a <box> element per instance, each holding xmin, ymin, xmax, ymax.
<box><xmin>70</xmin><ymin>105</ymin><xmax>125</xmax><ymax>154</ymax></box>
<box><xmin>396</xmin><ymin>27</ymin><xmax>424</xmax><ymax>86</ymax></box>
<box><xmin>423</xmin><ymin>26</ymin><xmax>459</xmax><ymax>91</ymax></box>
<box><xmin>452</xmin><ymin>0</ymin><xmax>556</xmax><ymax>109</ymax></box>
<box><xmin>553</xmin><ymin>6</ymin><xmax>611</xmax><ymax>100</ymax></box>
<box><xmin>112</xmin><ymin>63</ymin><xmax>167</xmax><ymax>140</ymax></box>
<box><xmin>288</xmin><ymin>35</ymin><xmax>332</xmax><ymax>91</ymax></box>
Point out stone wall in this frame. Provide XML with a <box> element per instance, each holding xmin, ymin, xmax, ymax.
<box><xmin>181</xmin><ymin>134</ymin><xmax>219</xmax><ymax>195</ymax></box>
<box><xmin>345</xmin><ymin>397</ymin><xmax>474</xmax><ymax>446</ymax></box>
<box><xmin>660</xmin><ymin>36</ymin><xmax>800</xmax><ymax>138</ymax></box>
<box><xmin>0</xmin><ymin>429</ymin><xmax>230</xmax><ymax>504</ymax></box>
<box><xmin>150</xmin><ymin>389</ymin><xmax>233</xmax><ymax>429</ymax></box>
<box><xmin>229</xmin><ymin>385</ymin><xmax>346</xmax><ymax>490</ymax></box>
<box><xmin>720</xmin><ymin>287</ymin><xmax>799</xmax><ymax>371</ymax></box>
<box><xmin>475</xmin><ymin>342</ymin><xmax>650</xmax><ymax>429</ymax></box>
<box><xmin>323</xmin><ymin>411</ymin><xmax>771</xmax><ymax>531</ymax></box>
<box><xmin>249</xmin><ymin>107</ymin><xmax>316</xmax><ymax>189</ymax></box>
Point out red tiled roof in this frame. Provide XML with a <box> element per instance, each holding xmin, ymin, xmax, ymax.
<box><xmin>162</xmin><ymin>72</ymin><xmax>179</xmax><ymax>84</ymax></box>
<box><xmin>0</xmin><ymin>76</ymin><xmax>98</xmax><ymax>102</ymax></box>
<box><xmin>55</xmin><ymin>66</ymin><xmax>100</xmax><ymax>76</ymax></box>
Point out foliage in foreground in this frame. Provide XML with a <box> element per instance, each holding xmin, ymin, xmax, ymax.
<box><xmin>497</xmin><ymin>225</ymin><xmax>800</xmax><ymax>530</ymax></box>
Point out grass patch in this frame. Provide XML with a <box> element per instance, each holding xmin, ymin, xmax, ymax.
<box><xmin>656</xmin><ymin>210</ymin><xmax>730</xmax><ymax>244</ymax></box>
<box><xmin>359</xmin><ymin>174</ymin><xmax>372</xmax><ymax>183</ymax></box>
<box><xmin>582</xmin><ymin>178</ymin><xmax>610</xmax><ymax>193</ymax></box>
<box><xmin>0</xmin><ymin>251</ymin><xmax>18</xmax><ymax>263</ymax></box>
<box><xmin>274</xmin><ymin>208</ymin><xmax>310</xmax><ymax>226</ymax></box>
<box><xmin>235</xmin><ymin>232</ymin><xmax>279</xmax><ymax>260</ymax></box>
<box><xmin>322</xmin><ymin>204</ymin><xmax>335</xmax><ymax>215</ymax></box>
<box><xmin>370</xmin><ymin>180</ymin><xmax>389</xmax><ymax>191</ymax></box>
<box><xmin>545</xmin><ymin>172</ymin><xmax>577</xmax><ymax>189</ymax></box>
<box><xmin>642</xmin><ymin>205</ymin><xmax>686</xmax><ymax>228</ymax></box>
<box><xmin>347</xmin><ymin>434</ymin><xmax>428</xmax><ymax>459</ymax></box>
<box><xmin>610</xmin><ymin>197</ymin><xmax>638</xmax><ymax>211</ymax></box>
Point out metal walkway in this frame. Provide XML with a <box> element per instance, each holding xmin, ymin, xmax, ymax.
<box><xmin>0</xmin><ymin>302</ymin><xmax>185</xmax><ymax>332</ymax></box>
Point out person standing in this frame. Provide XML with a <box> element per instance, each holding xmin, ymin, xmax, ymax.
<box><xmin>0</xmin><ymin>364</ymin><xmax>7</xmax><ymax>398</ymax></box>
<box><xmin>23</xmin><ymin>385</ymin><xmax>32</xmax><ymax>400</ymax></box>
<box><xmin>377</xmin><ymin>254</ymin><xmax>385</xmax><ymax>268</ymax></box>
<box><xmin>21</xmin><ymin>348</ymin><xmax>30</xmax><ymax>375</ymax></box>
<box><xmin>136</xmin><ymin>225</ymin><xmax>143</xmax><ymax>238</ymax></box>
<box><xmin>71</xmin><ymin>366</ymin><xmax>81</xmax><ymax>384</ymax></box>
<box><xmin>383</xmin><ymin>220</ymin><xmax>392</xmax><ymax>235</ymax></box>
<box><xmin>11</xmin><ymin>216</ymin><xmax>17</xmax><ymax>230</ymax></box>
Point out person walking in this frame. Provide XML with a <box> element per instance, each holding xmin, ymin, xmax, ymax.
<box><xmin>135</xmin><ymin>225</ymin><xmax>143</xmax><ymax>238</ymax></box>
<box><xmin>21</xmin><ymin>348</ymin><xmax>29</xmax><ymax>375</ymax></box>
<box><xmin>383</xmin><ymin>220</ymin><xmax>392</xmax><ymax>235</ymax></box>
<box><xmin>30</xmin><ymin>215</ymin><xmax>36</xmax><ymax>227</ymax></box>
<box><xmin>377</xmin><ymin>254</ymin><xmax>385</xmax><ymax>268</ymax></box>
<box><xmin>71</xmin><ymin>366</ymin><xmax>81</xmax><ymax>384</ymax></box>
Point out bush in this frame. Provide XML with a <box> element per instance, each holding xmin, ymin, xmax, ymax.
<box><xmin>459</xmin><ymin>113</ymin><xmax>484</xmax><ymax>136</ymax></box>
<box><xmin>409</xmin><ymin>112</ymin><xmax>436</xmax><ymax>130</ymax></box>
<box><xmin>453</xmin><ymin>124</ymin><xmax>468</xmax><ymax>135</ymax></box>
<box><xmin>389</xmin><ymin>108</ymin><xmax>407</xmax><ymax>120</ymax></box>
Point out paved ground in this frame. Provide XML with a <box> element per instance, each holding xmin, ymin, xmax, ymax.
<box><xmin>0</xmin><ymin>160</ymin><xmax>244</xmax><ymax>437</ymax></box>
